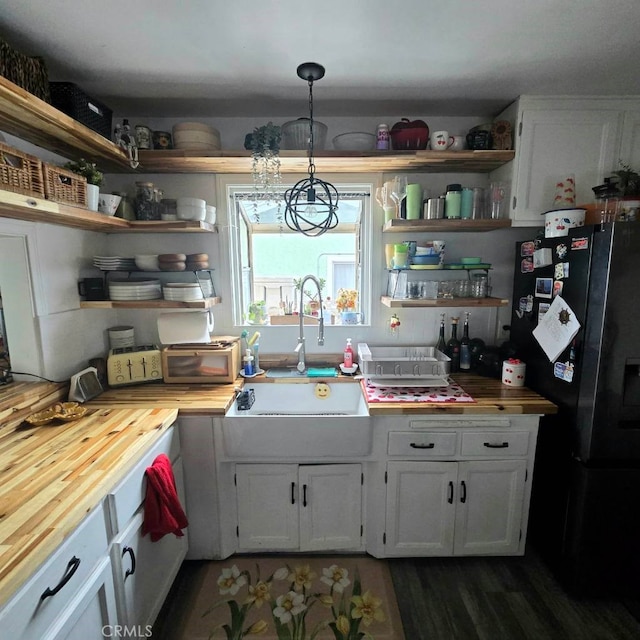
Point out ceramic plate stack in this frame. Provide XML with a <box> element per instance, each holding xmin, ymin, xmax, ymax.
<box><xmin>93</xmin><ymin>256</ymin><xmax>137</xmax><ymax>271</ymax></box>
<box><xmin>162</xmin><ymin>282</ymin><xmax>205</xmax><ymax>302</ymax></box>
<box><xmin>108</xmin><ymin>278</ymin><xmax>162</xmax><ymax>301</ymax></box>
<box><xmin>172</xmin><ymin>122</ymin><xmax>221</xmax><ymax>151</ymax></box>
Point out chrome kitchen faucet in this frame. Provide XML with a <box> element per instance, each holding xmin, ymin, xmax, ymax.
<box><xmin>294</xmin><ymin>274</ymin><xmax>325</xmax><ymax>373</ymax></box>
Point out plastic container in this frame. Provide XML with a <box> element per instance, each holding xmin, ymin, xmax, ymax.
<box><xmin>243</xmin><ymin>349</ymin><xmax>255</xmax><ymax>376</ymax></box>
<box><xmin>376</xmin><ymin>124</ymin><xmax>390</xmax><ymax>150</ymax></box>
<box><xmin>343</xmin><ymin>338</ymin><xmax>354</xmax><ymax>369</ymax></box>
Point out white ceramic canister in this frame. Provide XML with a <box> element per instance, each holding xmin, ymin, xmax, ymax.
<box><xmin>502</xmin><ymin>359</ymin><xmax>526</xmax><ymax>387</ymax></box>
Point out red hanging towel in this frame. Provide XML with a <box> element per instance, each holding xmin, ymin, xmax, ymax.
<box><xmin>142</xmin><ymin>453</ymin><xmax>188</xmax><ymax>542</ymax></box>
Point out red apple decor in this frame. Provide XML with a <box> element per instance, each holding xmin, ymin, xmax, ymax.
<box><xmin>389</xmin><ymin>118</ymin><xmax>430</xmax><ymax>150</ymax></box>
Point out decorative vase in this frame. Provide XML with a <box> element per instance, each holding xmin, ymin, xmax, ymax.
<box><xmin>86</xmin><ymin>184</ymin><xmax>99</xmax><ymax>212</ymax></box>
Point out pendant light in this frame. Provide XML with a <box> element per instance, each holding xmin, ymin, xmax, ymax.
<box><xmin>283</xmin><ymin>62</ymin><xmax>339</xmax><ymax>237</ymax></box>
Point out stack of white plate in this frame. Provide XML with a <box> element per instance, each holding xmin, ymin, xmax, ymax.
<box><xmin>93</xmin><ymin>256</ymin><xmax>137</xmax><ymax>271</ymax></box>
<box><xmin>108</xmin><ymin>278</ymin><xmax>162</xmax><ymax>301</ymax></box>
<box><xmin>172</xmin><ymin>122</ymin><xmax>221</xmax><ymax>151</ymax></box>
<box><xmin>163</xmin><ymin>282</ymin><xmax>204</xmax><ymax>302</ymax></box>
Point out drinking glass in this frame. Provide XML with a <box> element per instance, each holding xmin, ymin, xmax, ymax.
<box><xmin>390</xmin><ymin>175</ymin><xmax>408</xmax><ymax>219</ymax></box>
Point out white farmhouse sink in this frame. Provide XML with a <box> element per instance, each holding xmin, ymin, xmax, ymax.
<box><xmin>227</xmin><ymin>382</ymin><xmax>369</xmax><ymax>417</ymax></box>
<box><xmin>223</xmin><ymin>382</ymin><xmax>371</xmax><ymax>458</ymax></box>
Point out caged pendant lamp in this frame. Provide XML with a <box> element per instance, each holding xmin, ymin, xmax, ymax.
<box><xmin>283</xmin><ymin>62</ymin><xmax>339</xmax><ymax>237</ymax></box>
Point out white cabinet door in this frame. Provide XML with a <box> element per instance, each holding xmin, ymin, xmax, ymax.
<box><xmin>385</xmin><ymin>461</ymin><xmax>457</xmax><ymax>556</ymax></box>
<box><xmin>454</xmin><ymin>460</ymin><xmax>526</xmax><ymax>556</ymax></box>
<box><xmin>512</xmin><ymin>109</ymin><xmax>623</xmax><ymax>225</ymax></box>
<box><xmin>49</xmin><ymin>559</ymin><xmax>118</xmax><ymax>640</ymax></box>
<box><xmin>112</xmin><ymin>459</ymin><xmax>188</xmax><ymax>629</ymax></box>
<box><xmin>236</xmin><ymin>464</ymin><xmax>363</xmax><ymax>552</ymax></box>
<box><xmin>236</xmin><ymin>464</ymin><xmax>299</xmax><ymax>551</ymax></box>
<box><xmin>299</xmin><ymin>464</ymin><xmax>363</xmax><ymax>551</ymax></box>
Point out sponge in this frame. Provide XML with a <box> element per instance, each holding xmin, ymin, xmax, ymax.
<box><xmin>307</xmin><ymin>367</ymin><xmax>338</xmax><ymax>377</ymax></box>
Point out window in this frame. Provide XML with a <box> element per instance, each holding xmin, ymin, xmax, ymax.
<box><xmin>226</xmin><ymin>183</ymin><xmax>371</xmax><ymax>326</ymax></box>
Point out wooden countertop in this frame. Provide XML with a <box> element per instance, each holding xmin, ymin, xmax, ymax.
<box><xmin>365</xmin><ymin>374</ymin><xmax>558</xmax><ymax>415</ymax></box>
<box><xmin>0</xmin><ymin>393</ymin><xmax>178</xmax><ymax>608</ymax></box>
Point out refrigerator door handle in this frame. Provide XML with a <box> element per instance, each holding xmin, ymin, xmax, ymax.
<box><xmin>483</xmin><ymin>441</ymin><xmax>509</xmax><ymax>448</ymax></box>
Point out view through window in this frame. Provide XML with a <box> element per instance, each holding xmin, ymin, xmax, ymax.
<box><xmin>227</xmin><ymin>186</ymin><xmax>371</xmax><ymax>327</ymax></box>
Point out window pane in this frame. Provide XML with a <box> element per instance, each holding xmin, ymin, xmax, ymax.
<box><xmin>229</xmin><ymin>187</ymin><xmax>369</xmax><ymax>326</ymax></box>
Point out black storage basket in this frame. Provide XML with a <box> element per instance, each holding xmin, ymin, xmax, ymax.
<box><xmin>48</xmin><ymin>82</ymin><xmax>113</xmax><ymax>140</ymax></box>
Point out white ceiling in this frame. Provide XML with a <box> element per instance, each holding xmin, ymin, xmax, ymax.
<box><xmin>2</xmin><ymin>0</ymin><xmax>640</xmax><ymax>118</ymax></box>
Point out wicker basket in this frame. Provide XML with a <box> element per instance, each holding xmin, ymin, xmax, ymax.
<box><xmin>0</xmin><ymin>141</ymin><xmax>45</xmax><ymax>197</ymax></box>
<box><xmin>0</xmin><ymin>38</ymin><xmax>50</xmax><ymax>102</ymax></box>
<box><xmin>42</xmin><ymin>163</ymin><xmax>88</xmax><ymax>207</ymax></box>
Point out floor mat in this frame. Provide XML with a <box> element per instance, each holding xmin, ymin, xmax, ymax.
<box><xmin>177</xmin><ymin>555</ymin><xmax>404</xmax><ymax>639</ymax></box>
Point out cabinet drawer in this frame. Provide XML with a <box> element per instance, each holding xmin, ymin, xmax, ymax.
<box><xmin>0</xmin><ymin>502</ymin><xmax>108</xmax><ymax>640</ymax></box>
<box><xmin>460</xmin><ymin>431</ymin><xmax>530</xmax><ymax>457</ymax></box>
<box><xmin>388</xmin><ymin>431</ymin><xmax>457</xmax><ymax>457</ymax></box>
<box><xmin>107</xmin><ymin>424</ymin><xmax>180</xmax><ymax>535</ymax></box>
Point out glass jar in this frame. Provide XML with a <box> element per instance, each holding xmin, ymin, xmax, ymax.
<box><xmin>471</xmin><ymin>273</ymin><xmax>489</xmax><ymax>298</ymax></box>
<box><xmin>113</xmin><ymin>191</ymin><xmax>135</xmax><ymax>220</ymax></box>
<box><xmin>160</xmin><ymin>198</ymin><xmax>178</xmax><ymax>221</ymax></box>
<box><xmin>134</xmin><ymin>181</ymin><xmax>159</xmax><ymax>220</ymax></box>
<box><xmin>445</xmin><ymin>183</ymin><xmax>462</xmax><ymax>219</ymax></box>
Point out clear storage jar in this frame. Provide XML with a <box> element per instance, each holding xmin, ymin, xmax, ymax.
<box><xmin>471</xmin><ymin>273</ymin><xmax>488</xmax><ymax>297</ymax></box>
<box><xmin>134</xmin><ymin>181</ymin><xmax>159</xmax><ymax>220</ymax></box>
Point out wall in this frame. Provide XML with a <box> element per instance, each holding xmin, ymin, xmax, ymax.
<box><xmin>1</xmin><ymin>113</ymin><xmax>540</xmax><ymax>380</ymax></box>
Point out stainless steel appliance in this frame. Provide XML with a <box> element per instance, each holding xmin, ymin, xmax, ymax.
<box><xmin>509</xmin><ymin>222</ymin><xmax>640</xmax><ymax>596</ymax></box>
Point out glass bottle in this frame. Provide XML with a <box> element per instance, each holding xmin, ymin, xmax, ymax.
<box><xmin>435</xmin><ymin>313</ymin><xmax>446</xmax><ymax>354</ymax></box>
<box><xmin>460</xmin><ymin>312</ymin><xmax>471</xmax><ymax>370</ymax></box>
<box><xmin>446</xmin><ymin>316</ymin><xmax>461</xmax><ymax>373</ymax></box>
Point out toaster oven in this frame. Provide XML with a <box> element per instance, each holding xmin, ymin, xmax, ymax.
<box><xmin>107</xmin><ymin>344</ymin><xmax>162</xmax><ymax>386</ymax></box>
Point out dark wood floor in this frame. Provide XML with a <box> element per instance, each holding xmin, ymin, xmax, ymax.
<box><xmin>154</xmin><ymin>550</ymin><xmax>640</xmax><ymax>640</ymax></box>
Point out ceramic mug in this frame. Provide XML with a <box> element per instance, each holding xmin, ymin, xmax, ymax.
<box><xmin>430</xmin><ymin>130</ymin><xmax>454</xmax><ymax>151</ymax></box>
<box><xmin>341</xmin><ymin>311</ymin><xmax>363</xmax><ymax>325</ymax></box>
<box><xmin>449</xmin><ymin>135</ymin><xmax>466</xmax><ymax>151</ymax></box>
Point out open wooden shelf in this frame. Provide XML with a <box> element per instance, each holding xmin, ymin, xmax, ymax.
<box><xmin>137</xmin><ymin>149</ymin><xmax>515</xmax><ymax>174</ymax></box>
<box><xmin>381</xmin><ymin>296</ymin><xmax>509</xmax><ymax>308</ymax></box>
<box><xmin>80</xmin><ymin>297</ymin><xmax>221</xmax><ymax>309</ymax></box>
<box><xmin>383</xmin><ymin>218</ymin><xmax>512</xmax><ymax>233</ymax></box>
<box><xmin>0</xmin><ymin>189</ymin><xmax>216</xmax><ymax>233</ymax></box>
<box><xmin>0</xmin><ymin>77</ymin><xmax>130</xmax><ymax>171</ymax></box>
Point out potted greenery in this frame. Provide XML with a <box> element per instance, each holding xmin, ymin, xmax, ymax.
<box><xmin>613</xmin><ymin>161</ymin><xmax>640</xmax><ymax>197</ymax></box>
<box><xmin>293</xmin><ymin>277</ymin><xmax>326</xmax><ymax>315</ymax></box>
<box><xmin>64</xmin><ymin>158</ymin><xmax>104</xmax><ymax>211</ymax></box>
<box><xmin>246</xmin><ymin>122</ymin><xmax>282</xmax><ymax>210</ymax></box>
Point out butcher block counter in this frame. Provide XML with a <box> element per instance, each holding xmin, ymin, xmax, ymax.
<box><xmin>0</xmin><ymin>390</ymin><xmax>178</xmax><ymax>608</ymax></box>
<box><xmin>365</xmin><ymin>373</ymin><xmax>558</xmax><ymax>415</ymax></box>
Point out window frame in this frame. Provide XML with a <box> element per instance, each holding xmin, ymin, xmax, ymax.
<box><xmin>224</xmin><ymin>178</ymin><xmax>373</xmax><ymax>328</ymax></box>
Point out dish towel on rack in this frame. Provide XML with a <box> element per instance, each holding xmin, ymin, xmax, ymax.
<box><xmin>142</xmin><ymin>454</ymin><xmax>188</xmax><ymax>542</ymax></box>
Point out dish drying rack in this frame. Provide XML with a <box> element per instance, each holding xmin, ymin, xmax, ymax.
<box><xmin>357</xmin><ymin>343</ymin><xmax>451</xmax><ymax>387</ymax></box>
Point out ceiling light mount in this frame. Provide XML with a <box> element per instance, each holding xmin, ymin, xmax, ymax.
<box><xmin>296</xmin><ymin>62</ymin><xmax>326</xmax><ymax>83</ymax></box>
<box><xmin>284</xmin><ymin>61</ymin><xmax>339</xmax><ymax>237</ymax></box>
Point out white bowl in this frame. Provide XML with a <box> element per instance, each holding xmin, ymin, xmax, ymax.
<box><xmin>543</xmin><ymin>208</ymin><xmax>586</xmax><ymax>238</ymax></box>
<box><xmin>177</xmin><ymin>197</ymin><xmax>206</xmax><ymax>208</ymax></box>
<box><xmin>177</xmin><ymin>204</ymin><xmax>207</xmax><ymax>221</ymax></box>
<box><xmin>205</xmin><ymin>205</ymin><xmax>217</xmax><ymax>224</ymax></box>
<box><xmin>97</xmin><ymin>193</ymin><xmax>122</xmax><ymax>216</ymax></box>
<box><xmin>134</xmin><ymin>254</ymin><xmax>159</xmax><ymax>271</ymax></box>
<box><xmin>332</xmin><ymin>132</ymin><xmax>376</xmax><ymax>151</ymax></box>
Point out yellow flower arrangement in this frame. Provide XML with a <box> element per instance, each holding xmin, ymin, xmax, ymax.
<box><xmin>335</xmin><ymin>288</ymin><xmax>358</xmax><ymax>312</ymax></box>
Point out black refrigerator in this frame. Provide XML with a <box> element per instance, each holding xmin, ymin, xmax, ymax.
<box><xmin>510</xmin><ymin>222</ymin><xmax>640</xmax><ymax>596</ymax></box>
